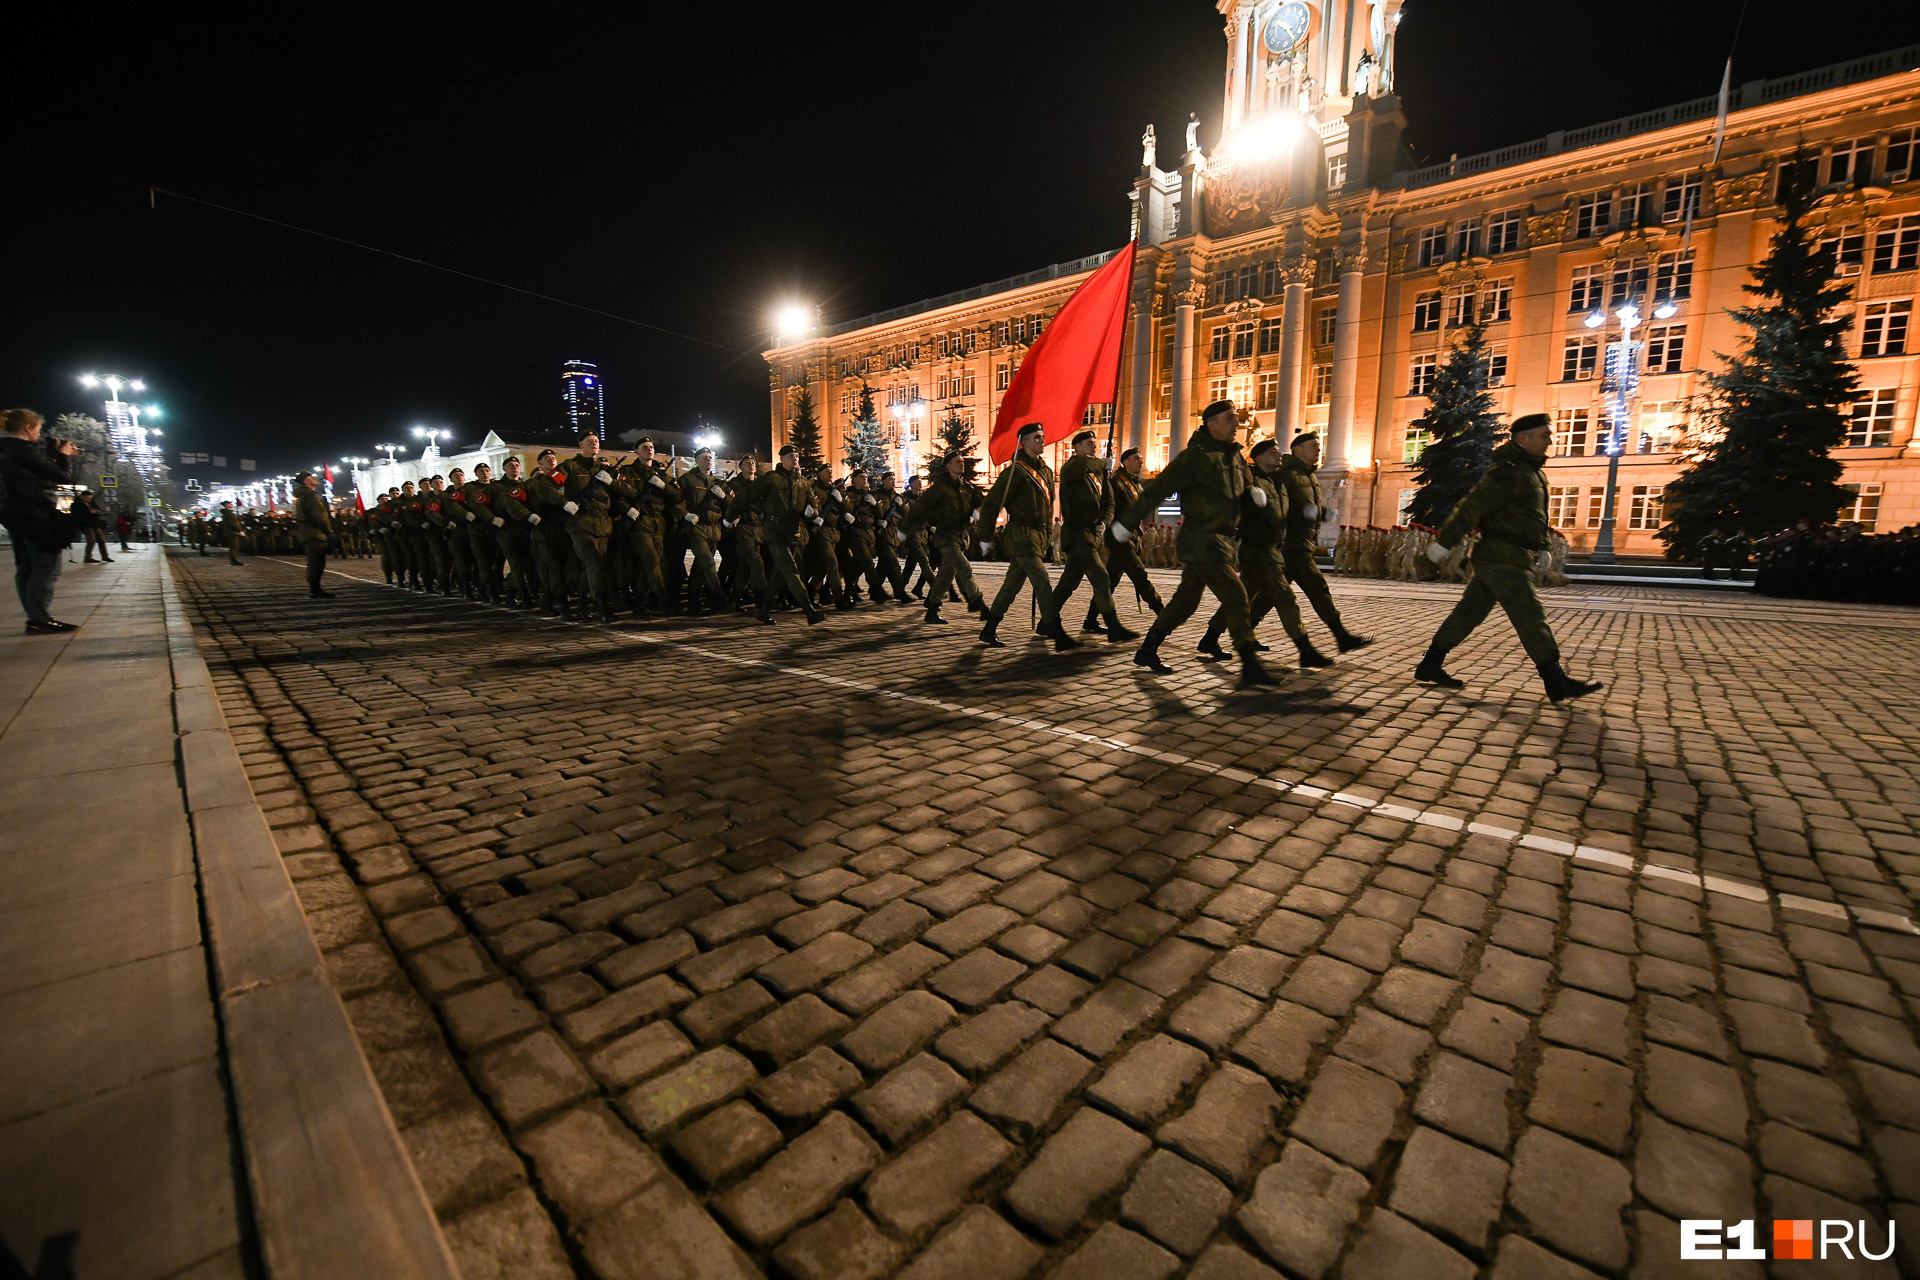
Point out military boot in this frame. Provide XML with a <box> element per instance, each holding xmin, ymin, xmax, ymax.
<box><xmin>1196</xmin><ymin>625</ymin><xmax>1229</xmax><ymax>661</ymax></box>
<box><xmin>1081</xmin><ymin>606</ymin><xmax>1106</xmax><ymax>635</ymax></box>
<box><xmin>1414</xmin><ymin>645</ymin><xmax>1464</xmax><ymax>688</ymax></box>
<box><xmin>1334</xmin><ymin>628</ymin><xmax>1374</xmax><ymax>653</ymax></box>
<box><xmin>1239</xmin><ymin>643</ymin><xmax>1280</xmax><ymax>688</ymax></box>
<box><xmin>978</xmin><ymin>615</ymin><xmax>1005</xmax><ymax>648</ymax></box>
<box><xmin>1043</xmin><ymin>618</ymin><xmax>1080</xmax><ymax>651</ymax></box>
<box><xmin>1103</xmin><ymin>614</ymin><xmax>1140</xmax><ymax>643</ymax></box>
<box><xmin>1295</xmin><ymin>637</ymin><xmax>1335</xmax><ymax>668</ymax></box>
<box><xmin>1538</xmin><ymin>663</ymin><xmax>1604</xmax><ymax>703</ymax></box>
<box><xmin>1132</xmin><ymin>636</ymin><xmax>1172</xmax><ymax>674</ymax></box>
<box><xmin>923</xmin><ymin>605</ymin><xmax>948</xmax><ymax>625</ymax></box>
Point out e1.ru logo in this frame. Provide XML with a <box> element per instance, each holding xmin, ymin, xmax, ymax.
<box><xmin>1681</xmin><ymin>1219</ymin><xmax>1895</xmax><ymax>1261</ymax></box>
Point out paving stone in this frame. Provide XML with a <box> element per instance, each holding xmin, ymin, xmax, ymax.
<box><xmin>1052</xmin><ymin>979</ymin><xmax>1165</xmax><ymax>1058</ymax></box>
<box><xmin>852</xmin><ymin>899</ymin><xmax>933</xmax><ymax>948</ymax></box>
<box><xmin>1751</xmin><ymin>1060</ymin><xmax>1859</xmax><ymax>1145</ymax></box>
<box><xmin>926</xmin><ymin>948</ymin><xmax>1025</xmax><ymax>1009</ymax></box>
<box><xmin>825</xmin><ymin>942</ymin><xmax>947</xmax><ymax>1015</ymax></box>
<box><xmin>852</xmin><ymin>1052</ymin><xmax>968</xmax><ymax>1145</ymax></box>
<box><xmin>1004</xmin><ymin>1106</ymin><xmax>1152</xmax><ymax>1239</ymax></box>
<box><xmin>1824</xmin><ymin>1003</ymin><xmax>1920</xmax><ymax>1072</ymax></box>
<box><xmin>1333</xmin><ymin>1008</ymin><xmax>1432</xmax><ymax>1083</ymax></box>
<box><xmin>1288</xmin><ymin>1056</ymin><xmax>1402</xmax><ymax>1170</ymax></box>
<box><xmin>1628</xmin><ymin>1211</ymin><xmax>1763</xmax><ymax>1280</ymax></box>
<box><xmin>1644</xmin><ymin>994</ymin><xmax>1729</xmax><ymax>1060</ymax></box>
<box><xmin>1633</xmin><ymin>1114</ymin><xmax>1756</xmax><ymax>1222</ymax></box>
<box><xmin>678</xmin><ymin>935</ymin><xmax>785</xmax><ymax>995</ymax></box>
<box><xmin>1168</xmin><ymin>981</ymin><xmax>1265</xmax><ymax>1051</ymax></box>
<box><xmin>1185</xmin><ymin>1244</ymin><xmax>1282</xmax><ymax>1280</ymax></box>
<box><xmin>1470</xmin><ymin>946</ymin><xmax>1552</xmax><ymax>1013</ymax></box>
<box><xmin>758</xmin><ymin>932</ymin><xmax>877</xmax><ymax>996</ymax></box>
<box><xmin>711</xmin><ymin>1110</ymin><xmax>881</xmax><ymax>1247</ymax></box>
<box><xmin>1538</xmin><ymin>988</ymin><xmax>1630</xmax><ymax>1061</ymax></box>
<box><xmin>1281</xmin><ymin>955</ymin><xmax>1374</xmax><ymax>1018</ymax></box>
<box><xmin>1757</xmin><ymin>1120</ymin><xmax>1878</xmax><ymax>1201</ymax></box>
<box><xmin>1209</xmin><ymin>945</ymin><xmax>1294</xmax><ymax>998</ymax></box>
<box><xmin>587</xmin><ymin>1021</ymin><xmax>695</xmax><ymax>1090</ymax></box>
<box><xmin>1236</xmin><ymin>1140</ymin><xmax>1370</xmax><ymax>1279</ymax></box>
<box><xmin>1119</xmin><ymin>937</ymin><xmax>1216</xmax><ymax>997</ymax></box>
<box><xmin>668</xmin><ymin>1099</ymin><xmax>783</xmax><ymax>1186</ymax></box>
<box><xmin>1645</xmin><ymin>1044</ymin><xmax>1749</xmax><ymax>1142</ymax></box>
<box><xmin>471</xmin><ymin>1029</ymin><xmax>596</xmax><ymax>1130</ymax></box>
<box><xmin>441</xmin><ymin>980</ymin><xmax>544</xmax><ymax>1050</ymax></box>
<box><xmin>677</xmin><ymin>981</ymin><xmax>779</xmax><ymax>1047</ymax></box>
<box><xmin>1320</xmin><ymin>915</ymin><xmax>1404</xmax><ymax>973</ymax></box>
<box><xmin>516</xmin><ymin>1102</ymin><xmax>664</xmax><ymax>1222</ymax></box>
<box><xmin>772</xmin><ymin>1202</ymin><xmax>902</xmax><ymax>1280</ymax></box>
<box><xmin>1120</xmin><ymin>1149</ymin><xmax>1233</xmax><ymax>1257</ymax></box>
<box><xmin>753</xmin><ymin>1046</ymin><xmax>864</xmax><ymax>1122</ymax></box>
<box><xmin>895</xmin><ymin>1207</ymin><xmax>1040</xmax><ymax>1280</ymax></box>
<box><xmin>735</xmin><ymin>993</ymin><xmax>853</xmax><ymax>1066</ymax></box>
<box><xmin>623</xmin><ymin>1046</ymin><xmax>759</xmax><ymax>1136</ymax></box>
<box><xmin>1399</xmin><ymin>918</ymin><xmax>1473</xmax><ymax>976</ymax></box>
<box><xmin>1412</xmin><ymin>1052</ymin><xmax>1512</xmax><ymax>1153</ymax></box>
<box><xmin>1341</xmin><ymin>1209</ymin><xmax>1474</xmax><ymax>1280</ymax></box>
<box><xmin>1508</xmin><ymin>1126</ymin><xmax>1632</xmax><ymax>1271</ymax></box>
<box><xmin>839</xmin><ymin>991</ymin><xmax>957</xmax><ymax>1072</ymax></box>
<box><xmin>1011</xmin><ymin>964</ymin><xmax>1092</xmax><ymax>1016</ymax></box>
<box><xmin>1556</xmin><ymin>943</ymin><xmax>1634</xmax><ymax>999</ymax></box>
<box><xmin>1528</xmin><ymin>1047</ymin><xmax>1634</xmax><ymax>1152</ymax></box>
<box><xmin>1439</xmin><ymin>997</ymin><xmax>1529</xmax><ymax>1071</ymax></box>
<box><xmin>1387</xmin><ymin>1126</ymin><xmax>1509</xmax><ymax>1250</ymax></box>
<box><xmin>1369</xmin><ymin>965</ymin><xmax>1457</xmax><ymax>1027</ymax></box>
<box><xmin>1157</xmin><ymin>1062</ymin><xmax>1282</xmax><ymax>1186</ymax></box>
<box><xmin>1728</xmin><ymin>997</ymin><xmax>1825</xmax><ymax>1066</ymax></box>
<box><xmin>933</xmin><ymin>1001</ymin><xmax>1049</xmax><ymax>1076</ymax></box>
<box><xmin>561</xmin><ymin>973</ymin><xmax>697</xmax><ymax>1046</ymax></box>
<box><xmin>1233</xmin><ymin>1001</ymin><xmax>1336</xmax><ymax>1083</ymax></box>
<box><xmin>1047</xmin><ymin>1223</ymin><xmax>1180</xmax><ymax>1280</ymax></box>
<box><xmin>597</xmin><ymin>931</ymin><xmax>700</xmax><ymax>988</ymax></box>
<box><xmin>970</xmin><ymin>1038</ymin><xmax>1095</xmax><ymax>1139</ymax></box>
<box><xmin>864</xmin><ymin>1111</ymin><xmax>1015</xmax><ymax>1238</ymax></box>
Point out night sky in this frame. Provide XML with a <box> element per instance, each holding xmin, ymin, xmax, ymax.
<box><xmin>8</xmin><ymin>1</ymin><xmax>1914</xmax><ymax>477</ymax></box>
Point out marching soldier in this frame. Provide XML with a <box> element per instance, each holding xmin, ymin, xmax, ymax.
<box><xmin>463</xmin><ymin>462</ymin><xmax>507</xmax><ymax>603</ymax></box>
<box><xmin>1278</xmin><ymin>433</ymin><xmax>1372</xmax><ymax>653</ymax></box>
<box><xmin>1111</xmin><ymin>400</ymin><xmax>1278</xmax><ymax>687</ymax></box>
<box><xmin>871</xmin><ymin>471</ymin><xmax>913</xmax><ymax>600</ymax></box>
<box><xmin>676</xmin><ymin>445</ymin><xmax>732</xmax><ymax>614</ymax></box>
<box><xmin>188</xmin><ymin>511</ymin><xmax>210</xmax><ymax>556</ymax></box>
<box><xmin>1051</xmin><ymin>428</ymin><xmax>1139</xmax><ymax>643</ymax></box>
<box><xmin>976</xmin><ymin>422</ymin><xmax>1075</xmax><ymax>650</ymax></box>
<box><xmin>294</xmin><ymin>472</ymin><xmax>335</xmax><ymax>599</ymax></box>
<box><xmin>561</xmin><ymin>434</ymin><xmax>619</xmax><ymax>623</ymax></box>
<box><xmin>805</xmin><ymin>466</ymin><xmax>852</xmax><ymax>610</ymax></box>
<box><xmin>1196</xmin><ymin>438</ymin><xmax>1329</xmax><ymax>669</ymax></box>
<box><xmin>618</xmin><ymin>436</ymin><xmax>682</xmax><ymax>616</ymax></box>
<box><xmin>725</xmin><ymin>455</ymin><xmax>768</xmax><ymax>608</ymax></box>
<box><xmin>900</xmin><ymin>452</ymin><xmax>985</xmax><ymax>623</ymax></box>
<box><xmin>1097</xmin><ymin>446</ymin><xmax>1165</xmax><ymax>622</ymax></box>
<box><xmin>745</xmin><ymin>443</ymin><xmax>825</xmax><ymax>625</ymax></box>
<box><xmin>368</xmin><ymin>492</ymin><xmax>402</xmax><ymax>584</ymax></box>
<box><xmin>420</xmin><ymin>476</ymin><xmax>456</xmax><ymax>594</ymax></box>
<box><xmin>842</xmin><ymin>469</ymin><xmax>888</xmax><ymax>603</ymax></box>
<box><xmin>1415</xmin><ymin>413</ymin><xmax>1603</xmax><ymax>702</ymax></box>
<box><xmin>488</xmin><ymin>456</ymin><xmax>542</xmax><ymax>608</ymax></box>
<box><xmin>216</xmin><ymin>501</ymin><xmax>243</xmax><ymax>565</ymax></box>
<box><xmin>443</xmin><ymin>467</ymin><xmax>481</xmax><ymax>598</ymax></box>
<box><xmin>528</xmin><ymin>448</ymin><xmax>577</xmax><ymax>618</ymax></box>
<box><xmin>396</xmin><ymin>481</ymin><xmax>430</xmax><ymax>590</ymax></box>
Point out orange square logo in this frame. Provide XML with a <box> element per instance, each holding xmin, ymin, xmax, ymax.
<box><xmin>1774</xmin><ymin>1220</ymin><xmax>1814</xmax><ymax>1260</ymax></box>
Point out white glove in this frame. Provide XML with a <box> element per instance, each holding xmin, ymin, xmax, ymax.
<box><xmin>722</xmin><ymin>519</ymin><xmax>734</xmax><ymax>529</ymax></box>
<box><xmin>1426</xmin><ymin>541</ymin><xmax>1450</xmax><ymax>565</ymax></box>
<box><xmin>1534</xmin><ymin>549</ymin><xmax>1554</xmax><ymax>574</ymax></box>
<box><xmin>715</xmin><ymin>487</ymin><xmax>729</xmax><ymax>499</ymax></box>
<box><xmin>684</xmin><ymin>511</ymin><xmax>698</xmax><ymax>524</ymax></box>
<box><xmin>968</xmin><ymin>509</ymin><xmax>979</xmax><ymax>524</ymax></box>
<box><xmin>1303</xmin><ymin>503</ymin><xmax>1320</xmax><ymax>521</ymax></box>
<box><xmin>594</xmin><ymin>469</ymin><xmax>613</xmax><ymax>485</ymax></box>
<box><xmin>863</xmin><ymin>494</ymin><xmax>875</xmax><ymax>505</ymax></box>
<box><xmin>979</xmin><ymin>540</ymin><xmax>992</xmax><ymax>556</ymax></box>
<box><xmin>1250</xmin><ymin>487</ymin><xmax>1268</xmax><ymax>508</ymax></box>
<box><xmin>563</xmin><ymin>501</ymin><xmax>579</xmax><ymax>515</ymax></box>
<box><xmin>491</xmin><ymin>516</ymin><xmax>505</xmax><ymax>528</ymax></box>
<box><xmin>892</xmin><ymin>530</ymin><xmax>905</xmax><ymax>543</ymax></box>
<box><xmin>648</xmin><ymin>474</ymin><xmax>666</xmax><ymax>490</ymax></box>
<box><xmin>626</xmin><ymin>507</ymin><xmax>641</xmax><ymax>521</ymax></box>
<box><xmin>1110</xmin><ymin>521</ymin><xmax>1132</xmax><ymax>543</ymax></box>
<box><xmin>803</xmin><ymin>504</ymin><xmax>815</xmax><ymax>517</ymax></box>
<box><xmin>843</xmin><ymin>512</ymin><xmax>855</xmax><ymax>524</ymax></box>
<box><xmin>527</xmin><ymin>513</ymin><xmax>541</xmax><ymax>525</ymax></box>
<box><xmin>813</xmin><ymin>517</ymin><xmax>825</xmax><ymax>527</ymax></box>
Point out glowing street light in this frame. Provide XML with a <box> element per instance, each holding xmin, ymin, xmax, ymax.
<box><xmin>375</xmin><ymin>443</ymin><xmax>405</xmax><ymax>463</ymax></box>
<box><xmin>412</xmin><ymin>426</ymin><xmax>447</xmax><ymax>459</ymax></box>
<box><xmin>774</xmin><ymin>303</ymin><xmax>815</xmax><ymax>344</ymax></box>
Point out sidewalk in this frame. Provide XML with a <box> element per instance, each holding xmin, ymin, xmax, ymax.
<box><xmin>0</xmin><ymin>546</ymin><xmax>455</xmax><ymax>1280</ymax></box>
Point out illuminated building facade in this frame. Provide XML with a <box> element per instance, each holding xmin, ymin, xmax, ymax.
<box><xmin>766</xmin><ymin>11</ymin><xmax>1920</xmax><ymax>549</ymax></box>
<box><xmin>562</xmin><ymin>360</ymin><xmax>605</xmax><ymax>438</ymax></box>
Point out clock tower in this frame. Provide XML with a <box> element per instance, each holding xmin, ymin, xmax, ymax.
<box><xmin>1219</xmin><ymin>0</ymin><xmax>1403</xmax><ymax>133</ymax></box>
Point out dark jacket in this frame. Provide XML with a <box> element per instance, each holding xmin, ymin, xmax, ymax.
<box><xmin>1276</xmin><ymin>453</ymin><xmax>1325</xmax><ymax>550</ymax></box>
<box><xmin>1120</xmin><ymin>428</ymin><xmax>1251</xmax><ymax>565</ymax></box>
<box><xmin>294</xmin><ymin>487</ymin><xmax>333</xmax><ymax>547</ymax></box>
<box><xmin>1</xmin><ymin>437</ymin><xmax>75</xmax><ymax>549</ymax></box>
<box><xmin>978</xmin><ymin>453</ymin><xmax>1057</xmax><ymax>559</ymax></box>
<box><xmin>901</xmin><ymin>472</ymin><xmax>982</xmax><ymax>551</ymax></box>
<box><xmin>1438</xmin><ymin>441</ymin><xmax>1552</xmax><ymax>568</ymax></box>
<box><xmin>1058</xmin><ymin>453</ymin><xmax>1113</xmax><ymax>551</ymax></box>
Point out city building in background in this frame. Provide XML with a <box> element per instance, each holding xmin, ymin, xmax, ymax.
<box><xmin>764</xmin><ymin>3</ymin><xmax>1920</xmax><ymax>550</ymax></box>
<box><xmin>561</xmin><ymin>359</ymin><xmax>605</xmax><ymax>437</ymax></box>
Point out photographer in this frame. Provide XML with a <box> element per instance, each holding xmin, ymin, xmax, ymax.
<box><xmin>0</xmin><ymin>409</ymin><xmax>80</xmax><ymax>633</ymax></box>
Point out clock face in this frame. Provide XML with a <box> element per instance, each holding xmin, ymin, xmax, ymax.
<box><xmin>1264</xmin><ymin>2</ymin><xmax>1310</xmax><ymax>54</ymax></box>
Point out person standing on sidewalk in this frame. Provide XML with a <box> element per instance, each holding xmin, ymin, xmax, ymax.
<box><xmin>114</xmin><ymin>509</ymin><xmax>133</xmax><ymax>552</ymax></box>
<box><xmin>1</xmin><ymin>409</ymin><xmax>79</xmax><ymax>633</ymax></box>
<box><xmin>216</xmin><ymin>501</ymin><xmax>243</xmax><ymax>564</ymax></box>
<box><xmin>294</xmin><ymin>472</ymin><xmax>335</xmax><ymax>599</ymax></box>
<box><xmin>1414</xmin><ymin>413</ymin><xmax>1603</xmax><ymax>702</ymax></box>
<box><xmin>72</xmin><ymin>490</ymin><xmax>111</xmax><ymax>563</ymax></box>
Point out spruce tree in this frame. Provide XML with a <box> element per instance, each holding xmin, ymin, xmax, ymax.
<box><xmin>1660</xmin><ymin>159</ymin><xmax>1859</xmax><ymax>559</ymax></box>
<box><xmin>934</xmin><ymin>401</ymin><xmax>978</xmax><ymax>477</ymax></box>
<box><xmin>1404</xmin><ymin>318</ymin><xmax>1503</xmax><ymax>528</ymax></box>
<box><xmin>841</xmin><ymin>383</ymin><xmax>893</xmax><ymax>474</ymax></box>
<box><xmin>787</xmin><ymin>384</ymin><xmax>825</xmax><ymax>475</ymax></box>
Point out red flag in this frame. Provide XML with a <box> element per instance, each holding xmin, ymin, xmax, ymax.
<box><xmin>989</xmin><ymin>243</ymin><xmax>1135</xmax><ymax>464</ymax></box>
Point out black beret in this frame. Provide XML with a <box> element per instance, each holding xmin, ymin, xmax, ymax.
<box><xmin>1510</xmin><ymin>412</ymin><xmax>1553</xmax><ymax>434</ymax></box>
<box><xmin>1071</xmin><ymin>428</ymin><xmax>1098</xmax><ymax>446</ymax></box>
<box><xmin>1250</xmin><ymin>438</ymin><xmax>1279</xmax><ymax>459</ymax></box>
<box><xmin>1017</xmin><ymin>421</ymin><xmax>1045</xmax><ymax>438</ymax></box>
<box><xmin>779</xmin><ymin>443</ymin><xmax>799</xmax><ymax>455</ymax></box>
<box><xmin>1290</xmin><ymin>433</ymin><xmax>1320</xmax><ymax>449</ymax></box>
<box><xmin>1120</xmin><ymin>446</ymin><xmax>1142</xmax><ymax>463</ymax></box>
<box><xmin>1201</xmin><ymin>399</ymin><xmax>1236</xmax><ymax>422</ymax></box>
<box><xmin>634</xmin><ymin>434</ymin><xmax>655</xmax><ymax>446</ymax></box>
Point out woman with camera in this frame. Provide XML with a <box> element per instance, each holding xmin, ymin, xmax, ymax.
<box><xmin>0</xmin><ymin>408</ymin><xmax>81</xmax><ymax>633</ymax></box>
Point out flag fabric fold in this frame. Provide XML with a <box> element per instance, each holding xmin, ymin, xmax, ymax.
<box><xmin>988</xmin><ymin>243</ymin><xmax>1135</xmax><ymax>464</ymax></box>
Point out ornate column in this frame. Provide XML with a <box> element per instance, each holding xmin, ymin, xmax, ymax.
<box><xmin>1275</xmin><ymin>256</ymin><xmax>1313</xmax><ymax>441</ymax></box>
<box><xmin>1125</xmin><ymin>286</ymin><xmax>1158</xmax><ymax>454</ymax></box>
<box><xmin>1326</xmin><ymin>242</ymin><xmax>1368</xmax><ymax>466</ymax></box>
<box><xmin>1169</xmin><ymin>284</ymin><xmax>1204</xmax><ymax>461</ymax></box>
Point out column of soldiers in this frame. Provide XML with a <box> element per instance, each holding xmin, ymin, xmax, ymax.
<box><xmin>270</xmin><ymin>406</ymin><xmax>1604</xmax><ymax>704</ymax></box>
<box><xmin>185</xmin><ymin>500</ymin><xmax>375</xmax><ymax>562</ymax></box>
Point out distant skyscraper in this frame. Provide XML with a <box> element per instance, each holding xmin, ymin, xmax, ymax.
<box><xmin>561</xmin><ymin>360</ymin><xmax>605</xmax><ymax>436</ymax></box>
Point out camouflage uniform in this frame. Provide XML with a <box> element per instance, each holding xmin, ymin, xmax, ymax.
<box><xmin>618</xmin><ymin>455</ymin><xmax>683</xmax><ymax>612</ymax></box>
<box><xmin>978</xmin><ymin>451</ymin><xmax>1061</xmax><ymax>629</ymax></box>
<box><xmin>1205</xmin><ymin>459</ymin><xmax>1312</xmax><ymax>648</ymax></box>
<box><xmin>1049</xmin><ymin>451</ymin><xmax>1129</xmax><ymax>633</ymax></box>
<box><xmin>561</xmin><ymin>453</ymin><xmax>619</xmax><ymax>617</ymax></box>
<box><xmin>871</xmin><ymin>482</ymin><xmax>912</xmax><ymax>599</ymax></box>
<box><xmin>1104</xmin><ymin>466</ymin><xmax>1165</xmax><ymax>613</ymax></box>
<box><xmin>1428</xmin><ymin>440</ymin><xmax>1560</xmax><ymax>666</ymax></box>
<box><xmin>677</xmin><ymin>463</ymin><xmax>732</xmax><ymax>611</ymax></box>
<box><xmin>725</xmin><ymin>478</ymin><xmax>768</xmax><ymax>603</ymax></box>
<box><xmin>900</xmin><ymin>471</ymin><xmax>985</xmax><ymax>613</ymax></box>
<box><xmin>805</xmin><ymin>475</ymin><xmax>850</xmax><ymax>607</ymax></box>
<box><xmin>746</xmin><ymin>461</ymin><xmax>819</xmax><ymax>621</ymax></box>
<box><xmin>1119</xmin><ymin>428</ymin><xmax>1257</xmax><ymax>651</ymax></box>
<box><xmin>1277</xmin><ymin>452</ymin><xmax>1363</xmax><ymax>645</ymax></box>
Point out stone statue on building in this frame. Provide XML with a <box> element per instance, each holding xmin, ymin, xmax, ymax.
<box><xmin>1185</xmin><ymin>114</ymin><xmax>1200</xmax><ymax>153</ymax></box>
<box><xmin>1141</xmin><ymin>124</ymin><xmax>1156</xmax><ymax>169</ymax></box>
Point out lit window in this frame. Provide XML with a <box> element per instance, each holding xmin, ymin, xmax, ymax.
<box><xmin>1847</xmin><ymin>390</ymin><xmax>1898</xmax><ymax>446</ymax></box>
<box><xmin>1861</xmin><ymin>301</ymin><xmax>1911</xmax><ymax>357</ymax></box>
<box><xmin>1554</xmin><ymin>408</ymin><xmax>1590</xmax><ymax>457</ymax></box>
<box><xmin>1409</xmin><ymin>354</ymin><xmax>1438</xmax><ymax>396</ymax></box>
<box><xmin>1327</xmin><ymin>153</ymin><xmax>1347</xmax><ymax>189</ymax></box>
<box><xmin>1586</xmin><ymin>487</ymin><xmax>1605</xmax><ymax>528</ymax></box>
<box><xmin>1628</xmin><ymin>484</ymin><xmax>1665</xmax><ymax>530</ymax></box>
<box><xmin>1403</xmin><ymin>427</ymin><xmax>1433</xmax><ymax>462</ymax></box>
<box><xmin>1208</xmin><ymin>376</ymin><xmax>1229</xmax><ymax>406</ymax></box>
<box><xmin>1562</xmin><ymin>337</ymin><xmax>1599</xmax><ymax>381</ymax></box>
<box><xmin>1310</xmin><ymin>364</ymin><xmax>1332</xmax><ymax>404</ymax></box>
<box><xmin>1547</xmin><ymin>486</ymin><xmax>1581</xmax><ymax>528</ymax></box>
<box><xmin>1842</xmin><ymin>482</ymin><xmax>1883</xmax><ymax>531</ymax></box>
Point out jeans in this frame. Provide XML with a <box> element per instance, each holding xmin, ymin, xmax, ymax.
<box><xmin>12</xmin><ymin>540</ymin><xmax>63</xmax><ymax>625</ymax></box>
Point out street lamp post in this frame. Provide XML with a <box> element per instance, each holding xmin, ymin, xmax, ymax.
<box><xmin>412</xmin><ymin>426</ymin><xmax>447</xmax><ymax>460</ymax></box>
<box><xmin>1585</xmin><ymin>300</ymin><xmax>1646</xmax><ymax>564</ymax></box>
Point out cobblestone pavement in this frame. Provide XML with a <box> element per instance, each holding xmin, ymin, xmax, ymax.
<box><xmin>169</xmin><ymin>551</ymin><xmax>1920</xmax><ymax>1280</ymax></box>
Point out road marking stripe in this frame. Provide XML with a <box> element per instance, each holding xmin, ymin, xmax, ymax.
<box><xmin>247</xmin><ymin>556</ymin><xmax>1920</xmax><ymax>937</ymax></box>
